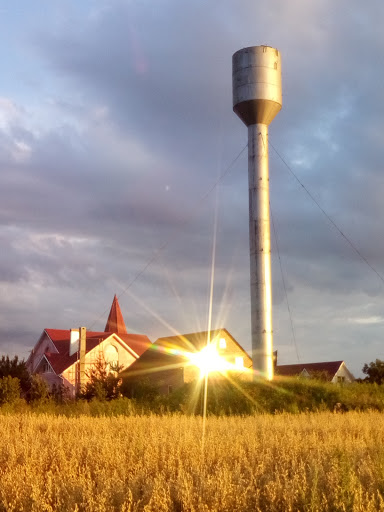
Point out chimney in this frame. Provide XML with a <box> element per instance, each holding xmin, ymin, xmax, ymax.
<box><xmin>69</xmin><ymin>329</ymin><xmax>79</xmax><ymax>356</ymax></box>
<box><xmin>79</xmin><ymin>327</ymin><xmax>86</xmax><ymax>391</ymax></box>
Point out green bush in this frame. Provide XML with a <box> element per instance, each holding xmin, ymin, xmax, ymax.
<box><xmin>0</xmin><ymin>376</ymin><xmax>21</xmax><ymax>405</ymax></box>
<box><xmin>0</xmin><ymin>356</ymin><xmax>31</xmax><ymax>396</ymax></box>
<box><xmin>336</xmin><ymin>382</ymin><xmax>384</xmax><ymax>411</ymax></box>
<box><xmin>121</xmin><ymin>377</ymin><xmax>160</xmax><ymax>402</ymax></box>
<box><xmin>27</xmin><ymin>374</ymin><xmax>50</xmax><ymax>404</ymax></box>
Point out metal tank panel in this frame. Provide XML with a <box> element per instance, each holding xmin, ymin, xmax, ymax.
<box><xmin>233</xmin><ymin>46</ymin><xmax>282</xmax><ymax>126</ymax></box>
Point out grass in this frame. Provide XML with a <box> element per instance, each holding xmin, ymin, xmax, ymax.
<box><xmin>1</xmin><ymin>411</ymin><xmax>384</xmax><ymax>511</ymax></box>
<box><xmin>3</xmin><ymin>377</ymin><xmax>384</xmax><ymax>416</ymax></box>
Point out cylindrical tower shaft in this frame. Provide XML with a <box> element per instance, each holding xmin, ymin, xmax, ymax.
<box><xmin>232</xmin><ymin>46</ymin><xmax>282</xmax><ymax>380</ymax></box>
<box><xmin>248</xmin><ymin>124</ymin><xmax>273</xmax><ymax>379</ymax></box>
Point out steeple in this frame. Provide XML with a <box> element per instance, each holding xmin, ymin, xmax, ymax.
<box><xmin>104</xmin><ymin>295</ymin><xmax>128</xmax><ymax>334</ymax></box>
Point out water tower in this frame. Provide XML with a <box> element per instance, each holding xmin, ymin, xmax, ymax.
<box><xmin>232</xmin><ymin>46</ymin><xmax>282</xmax><ymax>380</ymax></box>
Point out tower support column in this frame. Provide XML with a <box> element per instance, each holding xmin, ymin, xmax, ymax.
<box><xmin>248</xmin><ymin>123</ymin><xmax>273</xmax><ymax>380</ymax></box>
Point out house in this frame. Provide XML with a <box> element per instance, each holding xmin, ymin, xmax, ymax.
<box><xmin>26</xmin><ymin>295</ymin><xmax>152</xmax><ymax>395</ymax></box>
<box><xmin>275</xmin><ymin>361</ymin><xmax>355</xmax><ymax>383</ymax></box>
<box><xmin>121</xmin><ymin>328</ymin><xmax>253</xmax><ymax>394</ymax></box>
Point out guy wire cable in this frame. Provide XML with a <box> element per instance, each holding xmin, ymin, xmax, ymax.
<box><xmin>270</xmin><ymin>141</ymin><xmax>384</xmax><ymax>285</ymax></box>
<box><xmin>270</xmin><ymin>202</ymin><xmax>300</xmax><ymax>362</ymax></box>
<box><xmin>88</xmin><ymin>143</ymin><xmax>248</xmax><ymax>330</ymax></box>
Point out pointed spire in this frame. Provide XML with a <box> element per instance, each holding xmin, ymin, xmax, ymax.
<box><xmin>104</xmin><ymin>295</ymin><xmax>128</xmax><ymax>334</ymax></box>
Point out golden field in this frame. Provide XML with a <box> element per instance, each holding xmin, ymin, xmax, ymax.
<box><xmin>0</xmin><ymin>411</ymin><xmax>384</xmax><ymax>511</ymax></box>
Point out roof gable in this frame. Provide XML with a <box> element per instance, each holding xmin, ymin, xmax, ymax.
<box><xmin>332</xmin><ymin>361</ymin><xmax>355</xmax><ymax>382</ymax></box>
<box><xmin>26</xmin><ymin>331</ymin><xmax>58</xmax><ymax>366</ymax></box>
<box><xmin>44</xmin><ymin>330</ymin><xmax>113</xmax><ymax>374</ymax></box>
<box><xmin>115</xmin><ymin>333</ymin><xmax>152</xmax><ymax>357</ymax></box>
<box><xmin>34</xmin><ymin>354</ymin><xmax>55</xmax><ymax>374</ymax></box>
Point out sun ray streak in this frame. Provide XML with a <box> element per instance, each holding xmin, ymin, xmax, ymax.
<box><xmin>202</xmin><ymin>185</ymin><xmax>220</xmax><ymax>454</ymax></box>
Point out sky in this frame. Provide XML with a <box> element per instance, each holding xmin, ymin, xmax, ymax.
<box><xmin>1</xmin><ymin>0</ymin><xmax>384</xmax><ymax>378</ymax></box>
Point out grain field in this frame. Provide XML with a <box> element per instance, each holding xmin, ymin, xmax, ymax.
<box><xmin>0</xmin><ymin>411</ymin><xmax>384</xmax><ymax>511</ymax></box>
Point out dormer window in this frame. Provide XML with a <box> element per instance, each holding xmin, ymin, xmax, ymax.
<box><xmin>42</xmin><ymin>360</ymin><xmax>53</xmax><ymax>373</ymax></box>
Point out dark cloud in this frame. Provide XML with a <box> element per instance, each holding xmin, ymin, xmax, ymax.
<box><xmin>0</xmin><ymin>0</ymin><xmax>383</xmax><ymax>378</ymax></box>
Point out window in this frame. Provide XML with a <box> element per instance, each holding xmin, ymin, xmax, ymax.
<box><xmin>104</xmin><ymin>345</ymin><xmax>119</xmax><ymax>369</ymax></box>
<box><xmin>42</xmin><ymin>360</ymin><xmax>53</xmax><ymax>373</ymax></box>
<box><xmin>337</xmin><ymin>376</ymin><xmax>345</xmax><ymax>383</ymax></box>
<box><xmin>219</xmin><ymin>338</ymin><xmax>226</xmax><ymax>349</ymax></box>
<box><xmin>235</xmin><ymin>357</ymin><xmax>244</xmax><ymax>369</ymax></box>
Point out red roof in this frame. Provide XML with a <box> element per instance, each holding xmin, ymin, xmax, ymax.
<box><xmin>117</xmin><ymin>333</ymin><xmax>152</xmax><ymax>358</ymax></box>
<box><xmin>104</xmin><ymin>295</ymin><xmax>128</xmax><ymax>334</ymax></box>
<box><xmin>276</xmin><ymin>361</ymin><xmax>344</xmax><ymax>378</ymax></box>
<box><xmin>42</xmin><ymin>328</ymin><xmax>151</xmax><ymax>375</ymax></box>
<box><xmin>34</xmin><ymin>296</ymin><xmax>154</xmax><ymax>376</ymax></box>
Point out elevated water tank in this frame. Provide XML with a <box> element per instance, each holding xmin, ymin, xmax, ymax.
<box><xmin>233</xmin><ymin>46</ymin><xmax>282</xmax><ymax>127</ymax></box>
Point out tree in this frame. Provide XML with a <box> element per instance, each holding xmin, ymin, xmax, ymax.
<box><xmin>0</xmin><ymin>376</ymin><xmax>21</xmax><ymax>405</ymax></box>
<box><xmin>51</xmin><ymin>383</ymin><xmax>72</xmax><ymax>404</ymax></box>
<box><xmin>27</xmin><ymin>374</ymin><xmax>50</xmax><ymax>403</ymax></box>
<box><xmin>79</xmin><ymin>357</ymin><xmax>123</xmax><ymax>401</ymax></box>
<box><xmin>362</xmin><ymin>359</ymin><xmax>384</xmax><ymax>384</ymax></box>
<box><xmin>0</xmin><ymin>355</ymin><xmax>31</xmax><ymax>396</ymax></box>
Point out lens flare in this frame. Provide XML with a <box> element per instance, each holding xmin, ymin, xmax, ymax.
<box><xmin>187</xmin><ymin>343</ymin><xmax>231</xmax><ymax>378</ymax></box>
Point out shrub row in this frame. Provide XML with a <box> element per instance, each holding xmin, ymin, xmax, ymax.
<box><xmin>1</xmin><ymin>376</ymin><xmax>384</xmax><ymax>416</ymax></box>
